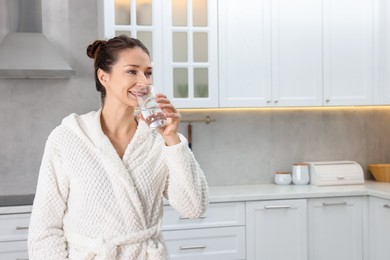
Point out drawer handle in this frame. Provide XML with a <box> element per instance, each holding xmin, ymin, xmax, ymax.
<box><xmin>336</xmin><ymin>176</ymin><xmax>345</xmax><ymax>180</ymax></box>
<box><xmin>384</xmin><ymin>205</ymin><xmax>390</xmax><ymax>209</ymax></box>
<box><xmin>322</xmin><ymin>202</ymin><xmax>347</xmax><ymax>207</ymax></box>
<box><xmin>16</xmin><ymin>226</ymin><xmax>29</xmax><ymax>230</ymax></box>
<box><xmin>16</xmin><ymin>259</ymin><xmax>29</xmax><ymax>260</ymax></box>
<box><xmin>264</xmin><ymin>205</ymin><xmax>291</xmax><ymax>209</ymax></box>
<box><xmin>179</xmin><ymin>215</ymin><xmax>206</xmax><ymax>220</ymax></box>
<box><xmin>179</xmin><ymin>245</ymin><xmax>207</xmax><ymax>250</ymax></box>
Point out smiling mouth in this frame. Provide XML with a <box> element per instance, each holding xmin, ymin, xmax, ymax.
<box><xmin>128</xmin><ymin>90</ymin><xmax>140</xmax><ymax>98</ymax></box>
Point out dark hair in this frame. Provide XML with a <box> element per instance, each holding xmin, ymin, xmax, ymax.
<box><xmin>86</xmin><ymin>35</ymin><xmax>150</xmax><ymax>104</ymax></box>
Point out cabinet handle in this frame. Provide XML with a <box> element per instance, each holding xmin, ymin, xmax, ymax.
<box><xmin>322</xmin><ymin>202</ymin><xmax>347</xmax><ymax>207</ymax></box>
<box><xmin>264</xmin><ymin>205</ymin><xmax>291</xmax><ymax>209</ymax></box>
<box><xmin>266</xmin><ymin>100</ymin><xmax>271</xmax><ymax>104</ymax></box>
<box><xmin>326</xmin><ymin>99</ymin><xmax>330</xmax><ymax>103</ymax></box>
<box><xmin>383</xmin><ymin>205</ymin><xmax>390</xmax><ymax>209</ymax></box>
<box><xmin>16</xmin><ymin>258</ymin><xmax>29</xmax><ymax>260</ymax></box>
<box><xmin>15</xmin><ymin>226</ymin><xmax>29</xmax><ymax>230</ymax></box>
<box><xmin>336</xmin><ymin>176</ymin><xmax>345</xmax><ymax>180</ymax></box>
<box><xmin>274</xmin><ymin>100</ymin><xmax>279</xmax><ymax>104</ymax></box>
<box><xmin>179</xmin><ymin>215</ymin><xmax>206</xmax><ymax>220</ymax></box>
<box><xmin>179</xmin><ymin>245</ymin><xmax>207</xmax><ymax>250</ymax></box>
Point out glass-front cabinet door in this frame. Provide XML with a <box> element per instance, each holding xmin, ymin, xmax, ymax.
<box><xmin>99</xmin><ymin>0</ymin><xmax>218</xmax><ymax>108</ymax></box>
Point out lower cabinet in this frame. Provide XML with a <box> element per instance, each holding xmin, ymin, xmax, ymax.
<box><xmin>163</xmin><ymin>226</ymin><xmax>245</xmax><ymax>260</ymax></box>
<box><xmin>369</xmin><ymin>196</ymin><xmax>390</xmax><ymax>260</ymax></box>
<box><xmin>0</xmin><ymin>210</ymin><xmax>30</xmax><ymax>260</ymax></box>
<box><xmin>162</xmin><ymin>202</ymin><xmax>246</xmax><ymax>260</ymax></box>
<box><xmin>246</xmin><ymin>199</ymin><xmax>307</xmax><ymax>260</ymax></box>
<box><xmin>0</xmin><ymin>241</ymin><xmax>29</xmax><ymax>260</ymax></box>
<box><xmin>307</xmin><ymin>196</ymin><xmax>364</xmax><ymax>260</ymax></box>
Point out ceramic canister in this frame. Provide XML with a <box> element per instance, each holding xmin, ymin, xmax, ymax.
<box><xmin>292</xmin><ymin>163</ymin><xmax>310</xmax><ymax>185</ymax></box>
<box><xmin>274</xmin><ymin>172</ymin><xmax>292</xmax><ymax>185</ymax></box>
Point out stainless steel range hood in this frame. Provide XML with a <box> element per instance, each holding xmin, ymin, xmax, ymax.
<box><xmin>0</xmin><ymin>0</ymin><xmax>75</xmax><ymax>78</ymax></box>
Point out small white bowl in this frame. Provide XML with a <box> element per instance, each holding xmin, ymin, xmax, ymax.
<box><xmin>274</xmin><ymin>172</ymin><xmax>292</xmax><ymax>185</ymax></box>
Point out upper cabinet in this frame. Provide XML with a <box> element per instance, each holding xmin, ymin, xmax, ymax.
<box><xmin>374</xmin><ymin>0</ymin><xmax>390</xmax><ymax>105</ymax></box>
<box><xmin>99</xmin><ymin>0</ymin><xmax>219</xmax><ymax>108</ymax></box>
<box><xmin>99</xmin><ymin>0</ymin><xmax>385</xmax><ymax>108</ymax></box>
<box><xmin>219</xmin><ymin>0</ymin><xmax>323</xmax><ymax>107</ymax></box>
<box><xmin>323</xmin><ymin>0</ymin><xmax>374</xmax><ymax>106</ymax></box>
<box><xmin>218</xmin><ymin>0</ymin><xmax>272</xmax><ymax>107</ymax></box>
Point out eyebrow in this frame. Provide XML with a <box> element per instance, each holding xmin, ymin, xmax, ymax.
<box><xmin>123</xmin><ymin>64</ymin><xmax>152</xmax><ymax>70</ymax></box>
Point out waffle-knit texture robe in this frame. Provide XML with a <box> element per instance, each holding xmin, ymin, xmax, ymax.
<box><xmin>28</xmin><ymin>109</ymin><xmax>209</xmax><ymax>259</ymax></box>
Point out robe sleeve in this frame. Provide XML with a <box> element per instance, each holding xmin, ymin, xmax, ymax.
<box><xmin>162</xmin><ymin>134</ymin><xmax>209</xmax><ymax>218</ymax></box>
<box><xmin>28</xmin><ymin>134</ymin><xmax>69</xmax><ymax>260</ymax></box>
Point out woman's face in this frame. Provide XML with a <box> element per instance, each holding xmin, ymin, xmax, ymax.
<box><xmin>102</xmin><ymin>47</ymin><xmax>152</xmax><ymax>108</ymax></box>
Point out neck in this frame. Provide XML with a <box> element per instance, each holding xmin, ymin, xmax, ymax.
<box><xmin>100</xmin><ymin>102</ymin><xmax>136</xmax><ymax>137</ymax></box>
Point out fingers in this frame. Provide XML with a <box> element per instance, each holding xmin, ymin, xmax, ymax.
<box><xmin>155</xmin><ymin>94</ymin><xmax>180</xmax><ymax>119</ymax></box>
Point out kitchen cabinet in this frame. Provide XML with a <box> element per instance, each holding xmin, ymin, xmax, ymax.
<box><xmin>246</xmin><ymin>199</ymin><xmax>307</xmax><ymax>260</ymax></box>
<box><xmin>0</xmin><ymin>207</ymin><xmax>31</xmax><ymax>260</ymax></box>
<box><xmin>270</xmin><ymin>0</ymin><xmax>323</xmax><ymax>107</ymax></box>
<box><xmin>368</xmin><ymin>196</ymin><xmax>390</xmax><ymax>260</ymax></box>
<box><xmin>98</xmin><ymin>0</ymin><xmax>219</xmax><ymax>108</ymax></box>
<box><xmin>307</xmin><ymin>196</ymin><xmax>365</xmax><ymax>260</ymax></box>
<box><xmin>374</xmin><ymin>0</ymin><xmax>390</xmax><ymax>104</ymax></box>
<box><xmin>218</xmin><ymin>0</ymin><xmax>271</xmax><ymax>107</ymax></box>
<box><xmin>219</xmin><ymin>0</ymin><xmax>322</xmax><ymax>108</ymax></box>
<box><xmin>220</xmin><ymin>0</ymin><xmax>375</xmax><ymax>108</ymax></box>
<box><xmin>323</xmin><ymin>0</ymin><xmax>374</xmax><ymax>106</ymax></box>
<box><xmin>100</xmin><ymin>0</ymin><xmax>381</xmax><ymax>108</ymax></box>
<box><xmin>162</xmin><ymin>202</ymin><xmax>246</xmax><ymax>260</ymax></box>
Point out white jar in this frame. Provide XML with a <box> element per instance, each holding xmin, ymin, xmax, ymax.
<box><xmin>292</xmin><ymin>164</ymin><xmax>310</xmax><ymax>185</ymax></box>
<box><xmin>274</xmin><ymin>172</ymin><xmax>292</xmax><ymax>185</ymax></box>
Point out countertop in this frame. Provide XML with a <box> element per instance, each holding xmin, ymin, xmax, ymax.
<box><xmin>1</xmin><ymin>181</ymin><xmax>389</xmax><ymax>213</ymax></box>
<box><xmin>0</xmin><ymin>194</ymin><xmax>35</xmax><ymax>207</ymax></box>
<box><xmin>207</xmin><ymin>180</ymin><xmax>390</xmax><ymax>203</ymax></box>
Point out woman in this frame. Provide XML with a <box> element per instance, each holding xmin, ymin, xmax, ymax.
<box><xmin>28</xmin><ymin>35</ymin><xmax>208</xmax><ymax>259</ymax></box>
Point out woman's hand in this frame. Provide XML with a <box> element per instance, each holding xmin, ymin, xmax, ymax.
<box><xmin>156</xmin><ymin>93</ymin><xmax>181</xmax><ymax>145</ymax></box>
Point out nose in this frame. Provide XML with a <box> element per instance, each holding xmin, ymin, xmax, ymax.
<box><xmin>136</xmin><ymin>73</ymin><xmax>151</xmax><ymax>86</ymax></box>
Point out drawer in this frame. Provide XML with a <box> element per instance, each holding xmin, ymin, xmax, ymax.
<box><xmin>162</xmin><ymin>202</ymin><xmax>245</xmax><ymax>230</ymax></box>
<box><xmin>0</xmin><ymin>214</ymin><xmax>30</xmax><ymax>242</ymax></box>
<box><xmin>0</xmin><ymin>240</ymin><xmax>29</xmax><ymax>260</ymax></box>
<box><xmin>163</xmin><ymin>226</ymin><xmax>246</xmax><ymax>260</ymax></box>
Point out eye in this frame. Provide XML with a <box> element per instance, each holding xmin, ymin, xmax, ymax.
<box><xmin>145</xmin><ymin>71</ymin><xmax>153</xmax><ymax>78</ymax></box>
<box><xmin>127</xmin><ymin>70</ymin><xmax>137</xmax><ymax>75</ymax></box>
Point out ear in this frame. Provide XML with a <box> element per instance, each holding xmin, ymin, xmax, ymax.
<box><xmin>97</xmin><ymin>68</ymin><xmax>109</xmax><ymax>88</ymax></box>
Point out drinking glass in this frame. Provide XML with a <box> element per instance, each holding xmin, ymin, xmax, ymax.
<box><xmin>136</xmin><ymin>85</ymin><xmax>167</xmax><ymax>129</ymax></box>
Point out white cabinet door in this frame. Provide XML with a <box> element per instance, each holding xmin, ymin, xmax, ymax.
<box><xmin>162</xmin><ymin>202</ymin><xmax>245</xmax><ymax>231</ymax></box>
<box><xmin>369</xmin><ymin>196</ymin><xmax>390</xmax><ymax>260</ymax></box>
<box><xmin>162</xmin><ymin>0</ymin><xmax>219</xmax><ymax>108</ymax></box>
<box><xmin>99</xmin><ymin>0</ymin><xmax>218</xmax><ymax>108</ymax></box>
<box><xmin>246</xmin><ymin>199</ymin><xmax>307</xmax><ymax>260</ymax></box>
<box><xmin>219</xmin><ymin>0</ymin><xmax>323</xmax><ymax>108</ymax></box>
<box><xmin>271</xmin><ymin>0</ymin><xmax>323</xmax><ymax>107</ymax></box>
<box><xmin>0</xmin><ymin>240</ymin><xmax>29</xmax><ymax>260</ymax></box>
<box><xmin>308</xmin><ymin>197</ymin><xmax>364</xmax><ymax>260</ymax></box>
<box><xmin>0</xmin><ymin>213</ymin><xmax>30</xmax><ymax>242</ymax></box>
<box><xmin>374</xmin><ymin>0</ymin><xmax>390</xmax><ymax>104</ymax></box>
<box><xmin>218</xmin><ymin>0</ymin><xmax>272</xmax><ymax>107</ymax></box>
<box><xmin>163</xmin><ymin>226</ymin><xmax>246</xmax><ymax>260</ymax></box>
<box><xmin>323</xmin><ymin>0</ymin><xmax>374</xmax><ymax>106</ymax></box>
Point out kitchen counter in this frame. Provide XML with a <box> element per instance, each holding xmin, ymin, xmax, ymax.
<box><xmin>0</xmin><ymin>194</ymin><xmax>34</xmax><ymax>214</ymax></box>
<box><xmin>208</xmin><ymin>180</ymin><xmax>390</xmax><ymax>203</ymax></box>
<box><xmin>0</xmin><ymin>194</ymin><xmax>35</xmax><ymax>207</ymax></box>
<box><xmin>1</xmin><ymin>181</ymin><xmax>389</xmax><ymax>212</ymax></box>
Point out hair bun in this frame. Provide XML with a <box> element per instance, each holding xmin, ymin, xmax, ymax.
<box><xmin>87</xmin><ymin>40</ymin><xmax>106</xmax><ymax>59</ymax></box>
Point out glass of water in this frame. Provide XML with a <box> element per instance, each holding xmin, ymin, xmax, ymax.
<box><xmin>136</xmin><ymin>85</ymin><xmax>167</xmax><ymax>129</ymax></box>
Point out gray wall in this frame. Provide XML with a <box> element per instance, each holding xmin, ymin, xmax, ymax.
<box><xmin>1</xmin><ymin>0</ymin><xmax>390</xmax><ymax>195</ymax></box>
<box><xmin>179</xmin><ymin>108</ymin><xmax>390</xmax><ymax>186</ymax></box>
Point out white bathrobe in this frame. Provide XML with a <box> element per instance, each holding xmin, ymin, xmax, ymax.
<box><xmin>28</xmin><ymin>109</ymin><xmax>209</xmax><ymax>260</ymax></box>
